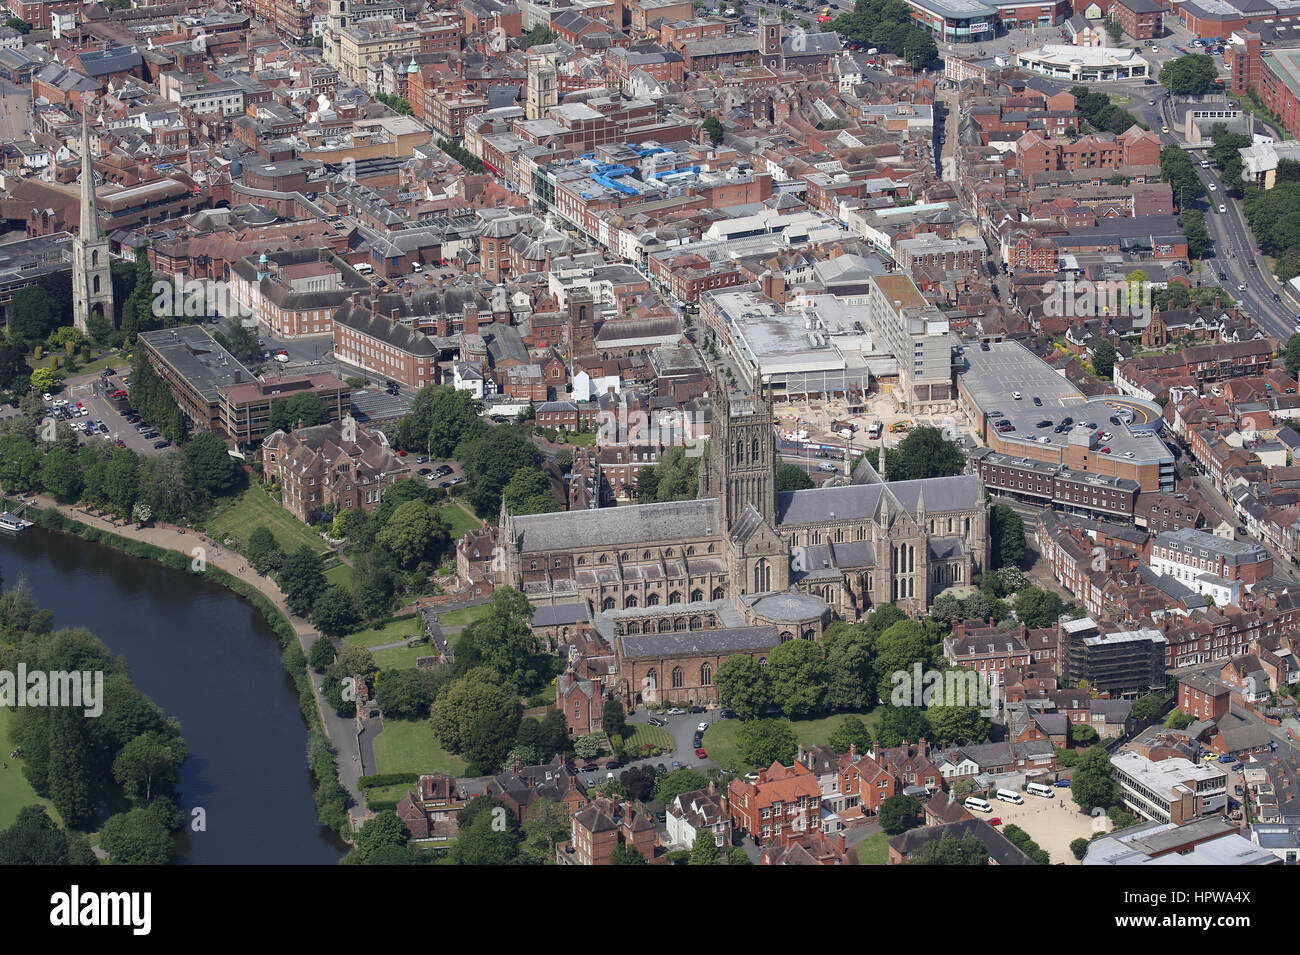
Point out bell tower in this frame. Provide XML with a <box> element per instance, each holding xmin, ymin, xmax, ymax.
<box><xmin>703</xmin><ymin>385</ymin><xmax>776</xmax><ymax>533</ymax></box>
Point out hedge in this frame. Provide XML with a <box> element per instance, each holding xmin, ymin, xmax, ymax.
<box><xmin>358</xmin><ymin>772</ymin><xmax>420</xmax><ymax>790</ymax></box>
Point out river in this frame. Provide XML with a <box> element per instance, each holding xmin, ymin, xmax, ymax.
<box><xmin>0</xmin><ymin>525</ymin><xmax>346</xmax><ymax>864</ymax></box>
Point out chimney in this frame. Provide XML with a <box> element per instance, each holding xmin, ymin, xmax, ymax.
<box><xmin>391</xmin><ymin>308</ymin><xmax>400</xmax><ymax>323</ymax></box>
<box><xmin>849</xmin><ymin>742</ymin><xmax>857</xmax><ymax>759</ymax></box>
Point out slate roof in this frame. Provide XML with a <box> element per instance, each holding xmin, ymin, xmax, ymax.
<box><xmin>532</xmin><ymin>603</ymin><xmax>590</xmax><ymax>627</ymax></box>
<box><xmin>777</xmin><ymin>474</ymin><xmax>982</xmax><ymax>526</ymax></box>
<box><xmin>618</xmin><ymin>625</ymin><xmax>778</xmax><ymax>659</ymax></box>
<box><xmin>512</xmin><ymin>498</ymin><xmax>719</xmax><ymax>553</ymax></box>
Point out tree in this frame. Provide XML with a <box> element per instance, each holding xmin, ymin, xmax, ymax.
<box><xmin>876</xmin><ymin>706</ymin><xmax>931</xmax><ymax>748</ymax></box>
<box><xmin>1071</xmin><ymin>723</ymin><xmax>1100</xmax><ymax>745</ymax></box>
<box><xmin>1161</xmin><ymin>145</ymin><xmax>1204</xmax><ymax>210</ymax></box>
<box><xmin>824</xmin><ymin>628</ymin><xmax>873</xmax><ymax>711</ymax></box>
<box><xmin>112</xmin><ymin>731</ymin><xmax>187</xmax><ymax>803</ymax></box>
<box><xmin>44</xmin><ymin>707</ymin><xmax>95</xmax><ymax>829</ymax></box>
<box><xmin>39</xmin><ymin>448</ymin><xmax>83</xmax><ymax>501</ymax></box>
<box><xmin>0</xmin><ymin>347</ymin><xmax>29</xmax><ymax>391</ymax></box>
<box><xmin>1159</xmin><ymin>53</ymin><xmax>1218</xmax><ymax>95</ymax></box>
<box><xmin>9</xmin><ymin>285</ymin><xmax>60</xmax><ymax>343</ymax></box>
<box><xmin>527</xmin><ymin>24</ymin><xmax>556</xmax><ymax>46</ymax></box>
<box><xmin>874</xmin><ymin>619</ymin><xmax>933</xmax><ymax>702</ymax></box>
<box><xmin>182</xmin><ymin>431</ymin><xmax>241</xmax><ymax>498</ymax></box>
<box><xmin>776</xmin><ymin>462</ymin><xmax>814</xmax><ymax>492</ymax></box>
<box><xmin>100</xmin><ymin>808</ymin><xmax>174</xmax><ymax>864</ymax></box>
<box><xmin>878</xmin><ymin>794</ymin><xmax>921</xmax><ymax>835</ymax></box>
<box><xmin>352</xmin><ymin>811</ymin><xmax>409</xmax><ymax>862</ymax></box>
<box><xmin>827</xmin><ymin>715</ymin><xmax>873</xmax><ymax>754</ymax></box>
<box><xmin>245</xmin><ymin>525</ymin><xmax>284</xmax><ymax>574</ymax></box>
<box><xmin>312</xmin><ymin>583</ymin><xmax>360</xmax><ymax>636</ymax></box>
<box><xmin>459</xmin><ymin>426</ymin><xmax>543</xmax><ymax>517</ymax></box>
<box><xmin>1179</xmin><ymin>209</ymin><xmax>1210</xmax><ymax>259</ymax></box>
<box><xmin>574</xmin><ymin>733</ymin><xmax>604</xmax><ymax>760</ymax></box>
<box><xmin>29</xmin><ymin>367</ymin><xmax>57</xmax><ymax>394</ymax></box>
<box><xmin>690</xmin><ymin>829</ymin><xmax>718</xmax><ymax>865</ymax></box>
<box><xmin>927</xmin><ymin>702</ymin><xmax>990</xmax><ymax>747</ymax></box>
<box><xmin>520</xmin><ymin>797</ymin><xmax>570</xmax><ymax>861</ymax></box>
<box><xmin>888</xmin><ymin>426</ymin><xmax>965</xmax><ymax>481</ymax></box>
<box><xmin>457</xmin><ymin>588</ymin><xmax>545</xmax><ymax>695</ymax></box>
<box><xmin>609</xmin><ymin>844</ymin><xmax>647</xmax><ymax>865</ymax></box>
<box><xmin>1165</xmin><ymin>708</ymin><xmax>1194</xmax><ymax>730</ymax></box>
<box><xmin>1093</xmin><ymin>339</ymin><xmax>1117</xmax><ymax>380</ymax></box>
<box><xmin>908</xmin><ymin>831</ymin><xmax>990</xmax><ymax>865</ymax></box>
<box><xmin>702</xmin><ymin>115</ymin><xmax>724</xmax><ymax>146</ymax></box>
<box><xmin>452</xmin><ymin>803</ymin><xmax>521</xmax><ymax>865</ymax></box>
<box><xmin>430</xmin><ymin>669</ymin><xmax>522</xmax><ymax>774</ymax></box>
<box><xmin>375</xmin><ymin>500</ymin><xmax>449</xmax><ymax>568</ymax></box>
<box><xmin>989</xmin><ymin>504</ymin><xmax>1025</xmax><ymax>570</ymax></box>
<box><xmin>766</xmin><ymin>638</ymin><xmax>827</xmax><ymax>718</ymax></box>
<box><xmin>268</xmin><ymin>392</ymin><xmax>330</xmax><ymax>433</ymax></box>
<box><xmin>654</xmin><ymin>768</ymin><xmax>709</xmax><ymax>804</ymax></box>
<box><xmin>4</xmin><ymin>16</ymin><xmax>31</xmax><ymax>33</ymax></box>
<box><xmin>602</xmin><ymin>698</ymin><xmax>627</xmax><ymax>739</ymax></box>
<box><xmin>1279</xmin><ymin>335</ymin><xmax>1300</xmax><ymax>382</ymax></box>
<box><xmin>1013</xmin><ymin>587</ymin><xmax>1067</xmax><ymax>629</ymax></box>
<box><xmin>0</xmin><ymin>806</ymin><xmax>76</xmax><ymax>865</ymax></box>
<box><xmin>1070</xmin><ymin>746</ymin><xmax>1118</xmax><ymax>812</ymax></box>
<box><xmin>278</xmin><ymin>546</ymin><xmax>327</xmax><ymax>616</ymax></box>
<box><xmin>502</xmin><ymin>467</ymin><xmax>559</xmax><ymax>515</ymax></box>
<box><xmin>1070</xmin><ymin>837</ymin><xmax>1091</xmax><ymax>861</ymax></box>
<box><xmin>375</xmin><ymin>668</ymin><xmax>434</xmax><ymax>720</ymax></box>
<box><xmin>736</xmin><ymin>718</ymin><xmax>797</xmax><ymax>767</ymax></box>
<box><xmin>308</xmin><ymin>636</ymin><xmax>336</xmax><ymax>672</ymax></box>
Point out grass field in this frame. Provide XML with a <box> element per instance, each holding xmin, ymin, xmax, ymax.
<box><xmin>854</xmin><ymin>830</ymin><xmax>891</xmax><ymax>865</ymax></box>
<box><xmin>0</xmin><ymin>708</ymin><xmax>62</xmax><ymax>830</ymax></box>
<box><xmin>206</xmin><ymin>486</ymin><xmax>330</xmax><ymax>555</ymax></box>
<box><xmin>437</xmin><ymin>501</ymin><xmax>481</xmax><ymax>539</ymax></box>
<box><xmin>622</xmin><ymin>723</ymin><xmax>673</xmax><ymax>752</ymax></box>
<box><xmin>343</xmin><ymin>614</ymin><xmax>424</xmax><ymax>648</ymax></box>
<box><xmin>437</xmin><ymin>603</ymin><xmax>490</xmax><ymax>631</ymax></box>
<box><xmin>372</xmin><ymin>718</ymin><xmax>466</xmax><ymax>776</ymax></box>
<box><xmin>701</xmin><ymin>709</ymin><xmax>882</xmax><ymax>773</ymax></box>
<box><xmin>372</xmin><ymin>644</ymin><xmax>431</xmax><ymax>670</ymax></box>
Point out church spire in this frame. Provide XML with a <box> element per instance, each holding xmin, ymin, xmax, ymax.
<box><xmin>80</xmin><ymin>109</ymin><xmax>100</xmax><ymax>244</ymax></box>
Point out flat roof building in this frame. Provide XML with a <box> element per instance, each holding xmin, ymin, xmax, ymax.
<box><xmin>1111</xmin><ymin>751</ymin><xmax>1228</xmax><ymax>825</ymax></box>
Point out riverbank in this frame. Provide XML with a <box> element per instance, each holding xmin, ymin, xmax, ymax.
<box><xmin>11</xmin><ymin>494</ymin><xmax>367</xmax><ymax>834</ymax></box>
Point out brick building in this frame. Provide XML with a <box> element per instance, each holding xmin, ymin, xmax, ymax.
<box><xmin>261</xmin><ymin>419</ymin><xmax>410</xmax><ymax>522</ymax></box>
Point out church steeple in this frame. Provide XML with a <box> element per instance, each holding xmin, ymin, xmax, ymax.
<box><xmin>79</xmin><ymin>110</ymin><xmax>100</xmax><ymax>243</ymax></box>
<box><xmin>71</xmin><ymin>107</ymin><xmax>114</xmax><ymax>335</ymax></box>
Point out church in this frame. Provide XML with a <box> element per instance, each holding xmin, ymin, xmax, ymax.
<box><xmin>500</xmin><ymin>388</ymin><xmax>990</xmax><ymax>706</ymax></box>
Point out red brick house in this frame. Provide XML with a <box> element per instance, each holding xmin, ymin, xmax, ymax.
<box><xmin>728</xmin><ymin>761</ymin><xmax>822</xmax><ymax>844</ymax></box>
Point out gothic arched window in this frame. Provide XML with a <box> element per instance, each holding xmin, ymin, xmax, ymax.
<box><xmin>701</xmin><ymin>663</ymin><xmax>712</xmax><ymax>686</ymax></box>
<box><xmin>672</xmin><ymin>667</ymin><xmax>684</xmax><ymax>688</ymax></box>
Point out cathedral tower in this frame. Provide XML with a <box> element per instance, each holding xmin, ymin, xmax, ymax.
<box><xmin>702</xmin><ymin>385</ymin><xmax>776</xmax><ymax>533</ymax></box>
<box><xmin>72</xmin><ymin>110</ymin><xmax>113</xmax><ymax>335</ymax></box>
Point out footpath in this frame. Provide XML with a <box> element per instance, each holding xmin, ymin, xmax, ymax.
<box><xmin>24</xmin><ymin>494</ymin><xmax>367</xmax><ymax>832</ymax></box>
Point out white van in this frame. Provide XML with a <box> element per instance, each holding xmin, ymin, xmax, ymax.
<box><xmin>1026</xmin><ymin>782</ymin><xmax>1054</xmax><ymax>798</ymax></box>
<box><xmin>996</xmin><ymin>788</ymin><xmax>1024</xmax><ymax>805</ymax></box>
<box><xmin>964</xmin><ymin>796</ymin><xmax>992</xmax><ymax>813</ymax></box>
<box><xmin>354</xmin><ymin>262</ymin><xmax>374</xmax><ymax>275</ymax></box>
<box><xmin>818</xmin><ymin>462</ymin><xmax>837</xmax><ymax>472</ymax></box>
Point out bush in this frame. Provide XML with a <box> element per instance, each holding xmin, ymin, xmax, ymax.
<box><xmin>358</xmin><ymin>772</ymin><xmax>420</xmax><ymax>789</ymax></box>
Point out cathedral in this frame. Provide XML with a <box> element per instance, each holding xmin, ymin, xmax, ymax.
<box><xmin>500</xmin><ymin>388</ymin><xmax>990</xmax><ymax>706</ymax></box>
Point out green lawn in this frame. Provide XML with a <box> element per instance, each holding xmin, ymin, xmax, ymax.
<box><xmin>372</xmin><ymin>718</ymin><xmax>466</xmax><ymax>776</ymax></box>
<box><xmin>206</xmin><ymin>485</ymin><xmax>331</xmax><ymax>555</ymax></box>
<box><xmin>323</xmin><ymin>560</ymin><xmax>354</xmax><ymax>591</ymax></box>
<box><xmin>0</xmin><ymin>708</ymin><xmax>62</xmax><ymax>830</ymax></box>
<box><xmin>343</xmin><ymin>614</ymin><xmax>425</xmax><ymax>648</ymax></box>
<box><xmin>362</xmin><ymin>782</ymin><xmax>417</xmax><ymax>807</ymax></box>
<box><xmin>372</xmin><ymin>644</ymin><xmax>432</xmax><ymax>669</ymax></box>
<box><xmin>854</xmin><ymin>830</ymin><xmax>891</xmax><ymax>865</ymax></box>
<box><xmin>437</xmin><ymin>603</ymin><xmax>490</xmax><ymax>631</ymax></box>
<box><xmin>622</xmin><ymin>723</ymin><xmax>672</xmax><ymax>752</ymax></box>
<box><xmin>702</xmin><ymin>709</ymin><xmax>883</xmax><ymax>773</ymax></box>
<box><xmin>437</xmin><ymin>501</ymin><xmax>481</xmax><ymax>539</ymax></box>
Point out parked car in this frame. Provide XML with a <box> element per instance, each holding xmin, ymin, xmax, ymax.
<box><xmin>697</xmin><ymin>722</ymin><xmax>708</xmax><ymax>732</ymax></box>
<box><xmin>1054</xmin><ymin>779</ymin><xmax>1071</xmax><ymax>787</ymax></box>
<box><xmin>688</xmin><ymin>706</ymin><xmax>705</xmax><ymax>714</ymax></box>
<box><xmin>990</xmin><ymin>817</ymin><xmax>1002</xmax><ymax>826</ymax></box>
<box><xmin>667</xmin><ymin>707</ymin><xmax>685</xmax><ymax>715</ymax></box>
<box><xmin>695</xmin><ymin>748</ymin><xmax>707</xmax><ymax>759</ymax></box>
<box><xmin>153</xmin><ymin>440</ymin><xmax>170</xmax><ymax>450</ymax></box>
<box><xmin>115</xmin><ymin>439</ymin><xmax>126</xmax><ymax>448</ymax></box>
